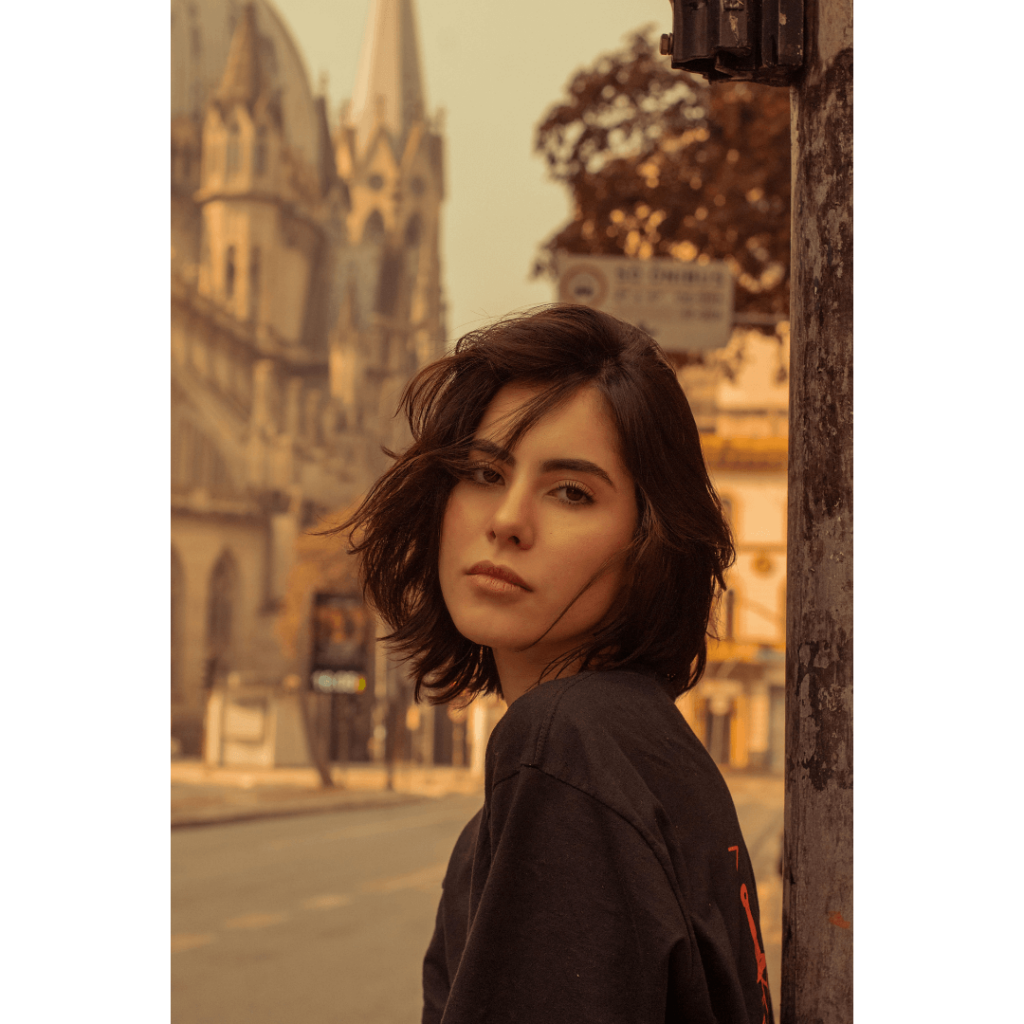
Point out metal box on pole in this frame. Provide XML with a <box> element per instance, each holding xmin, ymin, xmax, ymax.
<box><xmin>661</xmin><ymin>0</ymin><xmax>804</xmax><ymax>85</ymax></box>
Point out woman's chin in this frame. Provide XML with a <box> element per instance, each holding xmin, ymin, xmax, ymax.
<box><xmin>449</xmin><ymin>605</ymin><xmax>593</xmax><ymax>663</ymax></box>
<box><xmin>452</xmin><ymin>618</ymin><xmax>537</xmax><ymax>656</ymax></box>
<box><xmin>454</xmin><ymin>627</ymin><xmax>516</xmax><ymax>652</ymax></box>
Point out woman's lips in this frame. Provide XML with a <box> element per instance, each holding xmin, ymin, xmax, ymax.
<box><xmin>466</xmin><ymin>561</ymin><xmax>532</xmax><ymax>591</ymax></box>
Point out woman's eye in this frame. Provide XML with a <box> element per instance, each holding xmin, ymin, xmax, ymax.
<box><xmin>553</xmin><ymin>483</ymin><xmax>593</xmax><ymax>506</ymax></box>
<box><xmin>471</xmin><ymin>465</ymin><xmax>503</xmax><ymax>486</ymax></box>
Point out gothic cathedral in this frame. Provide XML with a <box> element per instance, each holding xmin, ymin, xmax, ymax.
<box><xmin>170</xmin><ymin>0</ymin><xmax>446</xmax><ymax>758</ymax></box>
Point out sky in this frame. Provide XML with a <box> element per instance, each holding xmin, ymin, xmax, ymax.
<box><xmin>271</xmin><ymin>0</ymin><xmax>673</xmax><ymax>343</ymax></box>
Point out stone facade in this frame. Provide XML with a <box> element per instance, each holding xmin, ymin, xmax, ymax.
<box><xmin>170</xmin><ymin>0</ymin><xmax>446</xmax><ymax>758</ymax></box>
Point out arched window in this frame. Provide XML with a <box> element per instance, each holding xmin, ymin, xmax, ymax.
<box><xmin>226</xmin><ymin>120</ymin><xmax>241</xmax><ymax>175</ymax></box>
<box><xmin>375</xmin><ymin>251</ymin><xmax>403</xmax><ymax>315</ymax></box>
<box><xmin>248</xmin><ymin>247</ymin><xmax>261</xmax><ymax>322</ymax></box>
<box><xmin>404</xmin><ymin>214</ymin><xmax>422</xmax><ymax>247</ymax></box>
<box><xmin>206</xmin><ymin>550</ymin><xmax>239</xmax><ymax>667</ymax></box>
<box><xmin>361</xmin><ymin>209</ymin><xmax>385</xmax><ymax>244</ymax></box>
<box><xmin>225</xmin><ymin>245</ymin><xmax>236</xmax><ymax>298</ymax></box>
<box><xmin>171</xmin><ymin>547</ymin><xmax>185</xmax><ymax>700</ymax></box>
<box><xmin>253</xmin><ymin>125</ymin><xmax>267</xmax><ymax>176</ymax></box>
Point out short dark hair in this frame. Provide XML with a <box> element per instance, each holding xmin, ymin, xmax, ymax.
<box><xmin>335</xmin><ymin>304</ymin><xmax>734</xmax><ymax>703</ymax></box>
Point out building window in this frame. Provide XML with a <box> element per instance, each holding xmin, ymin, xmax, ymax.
<box><xmin>227</xmin><ymin>121</ymin><xmax>240</xmax><ymax>176</ymax></box>
<box><xmin>362</xmin><ymin>209</ymin><xmax>385</xmax><ymax>244</ymax></box>
<box><xmin>724</xmin><ymin>589</ymin><xmax>736</xmax><ymax>641</ymax></box>
<box><xmin>375</xmin><ymin>251</ymin><xmax>403</xmax><ymax>315</ymax></box>
<box><xmin>404</xmin><ymin>214</ymin><xmax>422</xmax><ymax>247</ymax></box>
<box><xmin>225</xmin><ymin>246</ymin><xmax>236</xmax><ymax>298</ymax></box>
<box><xmin>248</xmin><ymin>247</ymin><xmax>260</xmax><ymax>322</ymax></box>
<box><xmin>705</xmin><ymin>701</ymin><xmax>733</xmax><ymax>765</ymax></box>
<box><xmin>206</xmin><ymin>550</ymin><xmax>238</xmax><ymax>668</ymax></box>
<box><xmin>409</xmin><ymin>175</ymin><xmax>425</xmax><ymax>196</ymax></box>
<box><xmin>171</xmin><ymin>547</ymin><xmax>185</xmax><ymax>700</ymax></box>
<box><xmin>254</xmin><ymin>125</ymin><xmax>267</xmax><ymax>177</ymax></box>
<box><xmin>368</xmin><ymin>173</ymin><xmax>384</xmax><ymax>191</ymax></box>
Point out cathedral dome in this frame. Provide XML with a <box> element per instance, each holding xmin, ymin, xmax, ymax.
<box><xmin>171</xmin><ymin>0</ymin><xmax>321</xmax><ymax>170</ymax></box>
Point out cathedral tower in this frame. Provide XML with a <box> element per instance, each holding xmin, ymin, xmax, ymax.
<box><xmin>196</xmin><ymin>3</ymin><xmax>342</xmax><ymax>347</ymax></box>
<box><xmin>171</xmin><ymin>2</ymin><xmax>357</xmax><ymax>753</ymax></box>
<box><xmin>332</xmin><ymin>0</ymin><xmax>447</xmax><ymax>463</ymax></box>
<box><xmin>170</xmin><ymin>0</ymin><xmax>448</xmax><ymax>763</ymax></box>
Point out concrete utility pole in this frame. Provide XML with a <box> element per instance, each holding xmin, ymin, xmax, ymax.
<box><xmin>783</xmin><ymin>0</ymin><xmax>853</xmax><ymax>1021</ymax></box>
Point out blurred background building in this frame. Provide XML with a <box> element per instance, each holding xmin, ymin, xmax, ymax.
<box><xmin>676</xmin><ymin>330</ymin><xmax>788</xmax><ymax>774</ymax></box>
<box><xmin>171</xmin><ymin>0</ymin><xmax>449</xmax><ymax>765</ymax></box>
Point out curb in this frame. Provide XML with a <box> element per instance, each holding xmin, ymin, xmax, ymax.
<box><xmin>171</xmin><ymin>789</ymin><xmax>433</xmax><ymax>829</ymax></box>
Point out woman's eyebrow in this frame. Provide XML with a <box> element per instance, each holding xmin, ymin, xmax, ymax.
<box><xmin>470</xmin><ymin>438</ymin><xmax>515</xmax><ymax>463</ymax></box>
<box><xmin>541</xmin><ymin>458</ymin><xmax>615</xmax><ymax>489</ymax></box>
<box><xmin>471</xmin><ymin>439</ymin><xmax>615</xmax><ymax>490</ymax></box>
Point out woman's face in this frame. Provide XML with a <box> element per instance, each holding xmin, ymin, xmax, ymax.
<box><xmin>438</xmin><ymin>384</ymin><xmax>638</xmax><ymax>675</ymax></box>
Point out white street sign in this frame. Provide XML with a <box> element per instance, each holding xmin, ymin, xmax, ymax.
<box><xmin>556</xmin><ymin>253</ymin><xmax>735</xmax><ymax>351</ymax></box>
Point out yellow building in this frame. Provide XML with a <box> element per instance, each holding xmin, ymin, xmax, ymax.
<box><xmin>170</xmin><ymin>0</ymin><xmax>446</xmax><ymax>761</ymax></box>
<box><xmin>677</xmin><ymin>328</ymin><xmax>789</xmax><ymax>773</ymax></box>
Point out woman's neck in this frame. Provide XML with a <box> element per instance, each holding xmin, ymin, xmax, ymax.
<box><xmin>494</xmin><ymin>646</ymin><xmax>580</xmax><ymax>706</ymax></box>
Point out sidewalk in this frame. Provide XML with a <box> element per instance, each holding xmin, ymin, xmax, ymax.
<box><xmin>171</xmin><ymin>760</ymin><xmax>484</xmax><ymax>829</ymax></box>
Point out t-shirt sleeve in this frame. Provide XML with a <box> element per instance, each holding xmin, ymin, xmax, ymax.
<box><xmin>423</xmin><ymin>809</ymin><xmax>482</xmax><ymax>1024</ymax></box>
<box><xmin>422</xmin><ymin>892</ymin><xmax>450</xmax><ymax>1024</ymax></box>
<box><xmin>436</xmin><ymin>766</ymin><xmax>689</xmax><ymax>1024</ymax></box>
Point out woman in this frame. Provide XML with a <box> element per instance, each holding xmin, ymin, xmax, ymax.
<box><xmin>339</xmin><ymin>305</ymin><xmax>773</xmax><ymax>1024</ymax></box>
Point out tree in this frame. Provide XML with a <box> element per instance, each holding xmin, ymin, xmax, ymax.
<box><xmin>534</xmin><ymin>29</ymin><xmax>791</xmax><ymax>319</ymax></box>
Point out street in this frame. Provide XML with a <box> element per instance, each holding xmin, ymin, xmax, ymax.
<box><xmin>173</xmin><ymin>779</ymin><xmax>783</xmax><ymax>1023</ymax></box>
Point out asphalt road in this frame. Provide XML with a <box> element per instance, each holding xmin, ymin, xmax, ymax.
<box><xmin>173</xmin><ymin>779</ymin><xmax>783</xmax><ymax>1024</ymax></box>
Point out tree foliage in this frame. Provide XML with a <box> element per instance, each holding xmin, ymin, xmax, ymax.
<box><xmin>534</xmin><ymin>29</ymin><xmax>791</xmax><ymax>318</ymax></box>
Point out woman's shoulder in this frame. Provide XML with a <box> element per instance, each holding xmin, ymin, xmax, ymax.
<box><xmin>523</xmin><ymin>667</ymin><xmax>681</xmax><ymax>737</ymax></box>
<box><xmin>507</xmin><ymin>667</ymin><xmax>674</xmax><ymax>720</ymax></box>
<box><xmin>486</xmin><ymin>669</ymin><xmax>713</xmax><ymax>799</ymax></box>
<box><xmin>484</xmin><ymin>669</ymin><xmax>739</xmax><ymax>889</ymax></box>
<box><xmin>489</xmin><ymin>669</ymin><xmax>655</xmax><ymax>750</ymax></box>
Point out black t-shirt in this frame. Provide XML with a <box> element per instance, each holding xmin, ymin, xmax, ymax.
<box><xmin>422</xmin><ymin>670</ymin><xmax>773</xmax><ymax>1024</ymax></box>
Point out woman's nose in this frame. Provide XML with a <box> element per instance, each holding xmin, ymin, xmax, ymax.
<box><xmin>487</xmin><ymin>487</ymin><xmax>534</xmax><ymax>549</ymax></box>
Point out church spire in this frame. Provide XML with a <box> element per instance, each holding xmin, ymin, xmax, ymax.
<box><xmin>347</xmin><ymin>0</ymin><xmax>427</xmax><ymax>158</ymax></box>
<box><xmin>215</xmin><ymin>4</ymin><xmax>265</xmax><ymax>110</ymax></box>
